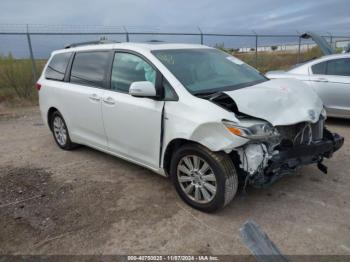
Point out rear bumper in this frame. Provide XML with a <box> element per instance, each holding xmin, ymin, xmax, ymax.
<box><xmin>267</xmin><ymin>129</ymin><xmax>344</xmax><ymax>173</ymax></box>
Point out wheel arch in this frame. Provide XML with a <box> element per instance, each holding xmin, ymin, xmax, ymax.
<box><xmin>47</xmin><ymin>107</ymin><xmax>59</xmax><ymax>131</ymax></box>
<box><xmin>162</xmin><ymin>121</ymin><xmax>248</xmax><ymax>174</ymax></box>
<box><xmin>162</xmin><ymin>138</ymin><xmax>215</xmax><ymax>176</ymax></box>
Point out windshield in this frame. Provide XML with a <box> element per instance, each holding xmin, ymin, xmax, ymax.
<box><xmin>152</xmin><ymin>48</ymin><xmax>266</xmax><ymax>95</ymax></box>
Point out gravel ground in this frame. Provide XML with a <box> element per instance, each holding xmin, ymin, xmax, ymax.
<box><xmin>0</xmin><ymin>106</ymin><xmax>350</xmax><ymax>255</ymax></box>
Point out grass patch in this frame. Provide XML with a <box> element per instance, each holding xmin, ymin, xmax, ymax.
<box><xmin>0</xmin><ymin>54</ymin><xmax>44</xmax><ymax>106</ymax></box>
<box><xmin>233</xmin><ymin>46</ymin><xmax>323</xmax><ymax>73</ymax></box>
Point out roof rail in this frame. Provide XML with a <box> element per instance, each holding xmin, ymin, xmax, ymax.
<box><xmin>64</xmin><ymin>40</ymin><xmax>120</xmax><ymax>49</ymax></box>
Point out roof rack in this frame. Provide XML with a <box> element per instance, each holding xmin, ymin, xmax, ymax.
<box><xmin>64</xmin><ymin>40</ymin><xmax>120</xmax><ymax>49</ymax></box>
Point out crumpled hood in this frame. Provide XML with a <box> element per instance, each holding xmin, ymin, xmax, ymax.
<box><xmin>300</xmin><ymin>31</ymin><xmax>335</xmax><ymax>56</ymax></box>
<box><xmin>223</xmin><ymin>78</ymin><xmax>323</xmax><ymax>126</ymax></box>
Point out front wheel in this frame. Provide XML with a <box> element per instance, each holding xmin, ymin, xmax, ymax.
<box><xmin>170</xmin><ymin>143</ymin><xmax>238</xmax><ymax>212</ymax></box>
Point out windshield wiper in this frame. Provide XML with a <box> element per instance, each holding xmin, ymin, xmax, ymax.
<box><xmin>192</xmin><ymin>91</ymin><xmax>219</xmax><ymax>97</ymax></box>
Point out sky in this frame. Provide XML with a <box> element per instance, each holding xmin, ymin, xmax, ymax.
<box><xmin>0</xmin><ymin>0</ymin><xmax>350</xmax><ymax>57</ymax></box>
<box><xmin>1</xmin><ymin>0</ymin><xmax>349</xmax><ymax>33</ymax></box>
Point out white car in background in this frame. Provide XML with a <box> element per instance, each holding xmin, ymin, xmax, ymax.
<box><xmin>266</xmin><ymin>32</ymin><xmax>350</xmax><ymax>119</ymax></box>
<box><xmin>38</xmin><ymin>41</ymin><xmax>343</xmax><ymax>212</ymax></box>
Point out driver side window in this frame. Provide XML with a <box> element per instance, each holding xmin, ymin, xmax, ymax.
<box><xmin>111</xmin><ymin>52</ymin><xmax>156</xmax><ymax>93</ymax></box>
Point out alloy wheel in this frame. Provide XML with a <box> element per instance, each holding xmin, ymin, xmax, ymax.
<box><xmin>53</xmin><ymin>116</ymin><xmax>67</xmax><ymax>146</ymax></box>
<box><xmin>177</xmin><ymin>155</ymin><xmax>217</xmax><ymax>204</ymax></box>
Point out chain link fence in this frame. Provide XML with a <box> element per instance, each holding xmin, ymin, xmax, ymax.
<box><xmin>1</xmin><ymin>24</ymin><xmax>350</xmax><ymax>83</ymax></box>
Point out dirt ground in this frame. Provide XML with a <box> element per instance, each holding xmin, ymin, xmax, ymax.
<box><xmin>0</xmin><ymin>106</ymin><xmax>350</xmax><ymax>255</ymax></box>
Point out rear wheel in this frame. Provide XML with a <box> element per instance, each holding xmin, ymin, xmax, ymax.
<box><xmin>50</xmin><ymin>111</ymin><xmax>77</xmax><ymax>150</ymax></box>
<box><xmin>170</xmin><ymin>143</ymin><xmax>238</xmax><ymax>212</ymax></box>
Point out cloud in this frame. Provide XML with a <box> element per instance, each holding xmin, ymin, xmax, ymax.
<box><xmin>0</xmin><ymin>0</ymin><xmax>349</xmax><ymax>34</ymax></box>
<box><xmin>254</xmin><ymin>15</ymin><xmax>311</xmax><ymax>30</ymax></box>
<box><xmin>1</xmin><ymin>0</ymin><xmax>349</xmax><ymax>58</ymax></box>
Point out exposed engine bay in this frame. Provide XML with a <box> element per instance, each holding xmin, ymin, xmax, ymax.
<box><xmin>235</xmin><ymin>118</ymin><xmax>342</xmax><ymax>188</ymax></box>
<box><xmin>200</xmin><ymin>90</ymin><xmax>344</xmax><ymax>188</ymax></box>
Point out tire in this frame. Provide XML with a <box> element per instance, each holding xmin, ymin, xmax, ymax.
<box><xmin>50</xmin><ymin>111</ymin><xmax>77</xmax><ymax>150</ymax></box>
<box><xmin>170</xmin><ymin>143</ymin><xmax>238</xmax><ymax>212</ymax></box>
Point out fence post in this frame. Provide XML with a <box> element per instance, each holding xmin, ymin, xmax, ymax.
<box><xmin>254</xmin><ymin>32</ymin><xmax>258</xmax><ymax>67</ymax></box>
<box><xmin>328</xmin><ymin>32</ymin><xmax>333</xmax><ymax>49</ymax></box>
<box><xmin>197</xmin><ymin>27</ymin><xmax>203</xmax><ymax>45</ymax></box>
<box><xmin>26</xmin><ymin>24</ymin><xmax>37</xmax><ymax>82</ymax></box>
<box><xmin>123</xmin><ymin>26</ymin><xmax>129</xmax><ymax>42</ymax></box>
<box><xmin>297</xmin><ymin>35</ymin><xmax>301</xmax><ymax>63</ymax></box>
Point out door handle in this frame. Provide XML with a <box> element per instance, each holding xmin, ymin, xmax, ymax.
<box><xmin>89</xmin><ymin>94</ymin><xmax>101</xmax><ymax>102</ymax></box>
<box><xmin>103</xmin><ymin>96</ymin><xmax>115</xmax><ymax>105</ymax></box>
<box><xmin>315</xmin><ymin>78</ymin><xmax>328</xmax><ymax>82</ymax></box>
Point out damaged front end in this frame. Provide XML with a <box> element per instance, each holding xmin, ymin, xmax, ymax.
<box><xmin>234</xmin><ymin>117</ymin><xmax>344</xmax><ymax>188</ymax></box>
<box><xmin>205</xmin><ymin>79</ymin><xmax>344</xmax><ymax>188</ymax></box>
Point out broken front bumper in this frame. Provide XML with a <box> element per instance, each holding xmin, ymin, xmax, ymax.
<box><xmin>253</xmin><ymin>129</ymin><xmax>344</xmax><ymax>187</ymax></box>
<box><xmin>267</xmin><ymin>130</ymin><xmax>344</xmax><ymax>172</ymax></box>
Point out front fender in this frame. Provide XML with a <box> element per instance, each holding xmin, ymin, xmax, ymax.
<box><xmin>190</xmin><ymin>122</ymin><xmax>248</xmax><ymax>152</ymax></box>
<box><xmin>161</xmin><ymin>97</ymin><xmax>247</xmax><ymax>169</ymax></box>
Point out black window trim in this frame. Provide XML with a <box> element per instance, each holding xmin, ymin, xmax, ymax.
<box><xmin>312</xmin><ymin>58</ymin><xmax>350</xmax><ymax>76</ymax></box>
<box><xmin>311</xmin><ymin>60</ymin><xmax>327</xmax><ymax>75</ymax></box>
<box><xmin>45</xmin><ymin>52</ymin><xmax>73</xmax><ymax>82</ymax></box>
<box><xmin>62</xmin><ymin>48</ymin><xmax>178</xmax><ymax>101</ymax></box>
<box><xmin>325</xmin><ymin>58</ymin><xmax>350</xmax><ymax>77</ymax></box>
<box><xmin>108</xmin><ymin>49</ymin><xmax>179</xmax><ymax>101</ymax></box>
<box><xmin>66</xmin><ymin>49</ymin><xmax>113</xmax><ymax>90</ymax></box>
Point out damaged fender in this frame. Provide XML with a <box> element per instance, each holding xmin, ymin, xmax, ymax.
<box><xmin>161</xmin><ymin>96</ymin><xmax>249</xmax><ymax>169</ymax></box>
<box><xmin>189</xmin><ymin>122</ymin><xmax>248</xmax><ymax>152</ymax></box>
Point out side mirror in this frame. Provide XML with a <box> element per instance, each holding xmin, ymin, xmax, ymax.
<box><xmin>129</xmin><ymin>81</ymin><xmax>157</xmax><ymax>98</ymax></box>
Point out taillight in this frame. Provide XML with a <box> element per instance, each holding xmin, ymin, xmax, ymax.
<box><xmin>35</xmin><ymin>83</ymin><xmax>42</xmax><ymax>91</ymax></box>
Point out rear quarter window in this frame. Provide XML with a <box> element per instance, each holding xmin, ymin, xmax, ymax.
<box><xmin>45</xmin><ymin>52</ymin><xmax>72</xmax><ymax>81</ymax></box>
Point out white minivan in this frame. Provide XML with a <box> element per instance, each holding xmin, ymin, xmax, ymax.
<box><xmin>38</xmin><ymin>42</ymin><xmax>343</xmax><ymax>212</ymax></box>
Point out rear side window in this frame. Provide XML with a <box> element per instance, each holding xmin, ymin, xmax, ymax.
<box><xmin>311</xmin><ymin>61</ymin><xmax>327</xmax><ymax>75</ymax></box>
<box><xmin>45</xmin><ymin>52</ymin><xmax>71</xmax><ymax>81</ymax></box>
<box><xmin>327</xmin><ymin>58</ymin><xmax>350</xmax><ymax>76</ymax></box>
<box><xmin>70</xmin><ymin>52</ymin><xmax>110</xmax><ymax>88</ymax></box>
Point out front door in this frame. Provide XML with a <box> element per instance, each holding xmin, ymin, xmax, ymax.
<box><xmin>101</xmin><ymin>52</ymin><xmax>164</xmax><ymax>169</ymax></box>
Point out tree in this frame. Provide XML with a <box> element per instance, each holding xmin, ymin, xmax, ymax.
<box><xmin>271</xmin><ymin>46</ymin><xmax>278</xmax><ymax>51</ymax></box>
<box><xmin>228</xmin><ymin>48</ymin><xmax>239</xmax><ymax>54</ymax></box>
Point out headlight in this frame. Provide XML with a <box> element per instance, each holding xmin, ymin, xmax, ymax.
<box><xmin>223</xmin><ymin>120</ymin><xmax>279</xmax><ymax>140</ymax></box>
